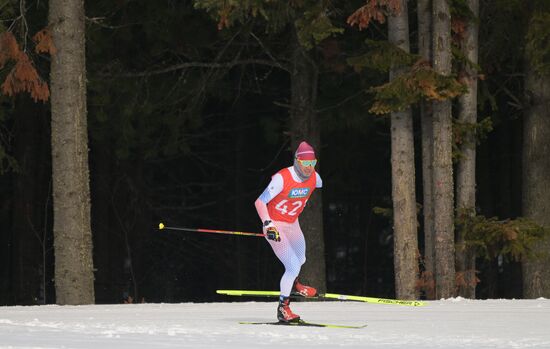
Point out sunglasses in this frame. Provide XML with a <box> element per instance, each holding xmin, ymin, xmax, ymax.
<box><xmin>297</xmin><ymin>159</ymin><xmax>317</xmax><ymax>167</ymax></box>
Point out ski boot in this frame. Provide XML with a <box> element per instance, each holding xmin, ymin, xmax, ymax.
<box><xmin>293</xmin><ymin>278</ymin><xmax>317</xmax><ymax>297</ymax></box>
<box><xmin>277</xmin><ymin>296</ymin><xmax>300</xmax><ymax>323</ymax></box>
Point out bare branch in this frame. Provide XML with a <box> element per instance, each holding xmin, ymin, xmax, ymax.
<box><xmin>100</xmin><ymin>59</ymin><xmax>289</xmax><ymax>78</ymax></box>
<box><xmin>315</xmin><ymin>91</ymin><xmax>364</xmax><ymax>113</ymax></box>
<box><xmin>85</xmin><ymin>16</ymin><xmax>142</xmax><ymax>29</ymax></box>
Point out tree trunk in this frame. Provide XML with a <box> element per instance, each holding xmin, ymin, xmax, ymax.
<box><xmin>49</xmin><ymin>0</ymin><xmax>95</xmax><ymax>304</ymax></box>
<box><xmin>432</xmin><ymin>0</ymin><xmax>456</xmax><ymax>299</ymax></box>
<box><xmin>388</xmin><ymin>0</ymin><xmax>419</xmax><ymax>300</ymax></box>
<box><xmin>522</xmin><ymin>63</ymin><xmax>550</xmax><ymax>298</ymax></box>
<box><xmin>289</xmin><ymin>25</ymin><xmax>326</xmax><ymax>293</ymax></box>
<box><xmin>418</xmin><ymin>0</ymin><xmax>436</xmax><ymax>299</ymax></box>
<box><xmin>455</xmin><ymin>0</ymin><xmax>479</xmax><ymax>299</ymax></box>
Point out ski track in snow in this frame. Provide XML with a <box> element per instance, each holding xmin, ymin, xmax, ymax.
<box><xmin>0</xmin><ymin>298</ymin><xmax>549</xmax><ymax>348</ymax></box>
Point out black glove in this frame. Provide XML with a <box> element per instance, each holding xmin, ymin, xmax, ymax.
<box><xmin>263</xmin><ymin>220</ymin><xmax>280</xmax><ymax>242</ymax></box>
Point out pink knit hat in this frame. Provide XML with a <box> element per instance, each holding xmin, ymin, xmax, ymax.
<box><xmin>295</xmin><ymin>141</ymin><xmax>316</xmax><ymax>160</ymax></box>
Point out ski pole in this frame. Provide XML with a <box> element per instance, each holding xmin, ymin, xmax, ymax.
<box><xmin>158</xmin><ymin>222</ymin><xmax>266</xmax><ymax>237</ymax></box>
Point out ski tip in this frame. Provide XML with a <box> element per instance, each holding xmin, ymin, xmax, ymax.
<box><xmin>217</xmin><ymin>290</ymin><xmax>243</xmax><ymax>295</ymax></box>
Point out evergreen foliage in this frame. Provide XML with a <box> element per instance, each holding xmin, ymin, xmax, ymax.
<box><xmin>453</xmin><ymin>117</ymin><xmax>493</xmax><ymax>161</ymax></box>
<box><xmin>347</xmin><ymin>0</ymin><xmax>401</xmax><ymax>29</ymax></box>
<box><xmin>194</xmin><ymin>0</ymin><xmax>291</xmax><ymax>32</ymax></box>
<box><xmin>368</xmin><ymin>60</ymin><xmax>467</xmax><ymax>114</ymax></box>
<box><xmin>347</xmin><ymin>40</ymin><xmax>417</xmax><ymax>72</ymax></box>
<box><xmin>294</xmin><ymin>4</ymin><xmax>343</xmax><ymax>49</ymax></box>
<box><xmin>347</xmin><ymin>39</ymin><xmax>466</xmax><ymax>114</ymax></box>
<box><xmin>0</xmin><ymin>31</ymin><xmax>50</xmax><ymax>102</ymax></box>
<box><xmin>0</xmin><ymin>1</ymin><xmax>49</xmax><ymax>174</ymax></box>
<box><xmin>456</xmin><ymin>209</ymin><xmax>549</xmax><ymax>263</ymax></box>
<box><xmin>194</xmin><ymin>0</ymin><xmax>342</xmax><ymax>49</ymax></box>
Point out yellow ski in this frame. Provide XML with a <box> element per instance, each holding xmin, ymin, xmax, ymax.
<box><xmin>216</xmin><ymin>290</ymin><xmax>425</xmax><ymax>307</ymax></box>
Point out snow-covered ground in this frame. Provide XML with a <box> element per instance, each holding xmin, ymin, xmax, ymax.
<box><xmin>1</xmin><ymin>298</ymin><xmax>549</xmax><ymax>348</ymax></box>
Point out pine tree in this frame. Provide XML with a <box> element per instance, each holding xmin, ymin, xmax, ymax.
<box><xmin>432</xmin><ymin>0</ymin><xmax>456</xmax><ymax>299</ymax></box>
<box><xmin>49</xmin><ymin>0</ymin><xmax>95</xmax><ymax>305</ymax></box>
<box><xmin>418</xmin><ymin>0</ymin><xmax>436</xmax><ymax>300</ymax></box>
<box><xmin>348</xmin><ymin>0</ymin><xmax>466</xmax><ymax>299</ymax></box>
<box><xmin>455</xmin><ymin>0</ymin><xmax>480</xmax><ymax>299</ymax></box>
<box><xmin>522</xmin><ymin>4</ymin><xmax>550</xmax><ymax>298</ymax></box>
<box><xmin>387</xmin><ymin>0</ymin><xmax>419</xmax><ymax>300</ymax></box>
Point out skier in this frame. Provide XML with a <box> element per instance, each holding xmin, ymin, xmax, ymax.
<box><xmin>254</xmin><ymin>141</ymin><xmax>323</xmax><ymax>322</ymax></box>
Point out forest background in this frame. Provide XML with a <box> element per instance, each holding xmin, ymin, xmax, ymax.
<box><xmin>1</xmin><ymin>0</ymin><xmax>550</xmax><ymax>306</ymax></box>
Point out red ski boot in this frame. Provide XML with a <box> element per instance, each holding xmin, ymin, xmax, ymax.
<box><xmin>277</xmin><ymin>296</ymin><xmax>300</xmax><ymax>323</ymax></box>
<box><xmin>293</xmin><ymin>278</ymin><xmax>317</xmax><ymax>297</ymax></box>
